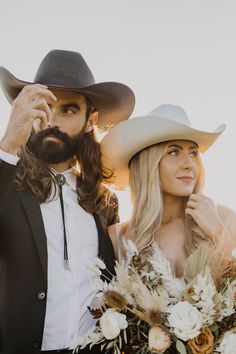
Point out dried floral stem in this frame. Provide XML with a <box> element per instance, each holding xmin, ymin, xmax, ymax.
<box><xmin>126</xmin><ymin>305</ymin><xmax>152</xmax><ymax>326</ymax></box>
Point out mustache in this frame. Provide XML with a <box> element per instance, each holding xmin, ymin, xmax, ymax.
<box><xmin>31</xmin><ymin>127</ymin><xmax>71</xmax><ymax>144</ymax></box>
<box><xmin>34</xmin><ymin>127</ymin><xmax>70</xmax><ymax>140</ymax></box>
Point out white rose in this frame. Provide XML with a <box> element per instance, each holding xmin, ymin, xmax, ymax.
<box><xmin>148</xmin><ymin>326</ymin><xmax>171</xmax><ymax>353</ymax></box>
<box><xmin>216</xmin><ymin>332</ymin><xmax>236</xmax><ymax>354</ymax></box>
<box><xmin>231</xmin><ymin>248</ymin><xmax>236</xmax><ymax>259</ymax></box>
<box><xmin>168</xmin><ymin>301</ymin><xmax>203</xmax><ymax>341</ymax></box>
<box><xmin>99</xmin><ymin>309</ymin><xmax>128</xmax><ymax>340</ymax></box>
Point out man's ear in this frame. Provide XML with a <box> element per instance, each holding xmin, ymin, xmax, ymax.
<box><xmin>85</xmin><ymin>111</ymin><xmax>98</xmax><ymax>132</ymax></box>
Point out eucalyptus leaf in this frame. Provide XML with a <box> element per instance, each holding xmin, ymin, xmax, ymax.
<box><xmin>210</xmin><ymin>323</ymin><xmax>219</xmax><ymax>332</ymax></box>
<box><xmin>101</xmin><ymin>343</ymin><xmax>106</xmax><ymax>350</ymax></box>
<box><xmin>118</xmin><ymin>334</ymin><xmax>122</xmax><ymax>349</ymax></box>
<box><xmin>106</xmin><ymin>341</ymin><xmax>115</xmax><ymax>349</ymax></box>
<box><xmin>123</xmin><ymin>328</ymin><xmax>127</xmax><ymax>344</ymax></box>
<box><xmin>89</xmin><ymin>343</ymin><xmax>95</xmax><ymax>349</ymax></box>
<box><xmin>176</xmin><ymin>340</ymin><xmax>187</xmax><ymax>354</ymax></box>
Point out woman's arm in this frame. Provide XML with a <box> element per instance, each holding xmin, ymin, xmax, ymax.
<box><xmin>108</xmin><ymin>223</ymin><xmax>129</xmax><ymax>260</ymax></box>
<box><xmin>108</xmin><ymin>224</ymin><xmax>119</xmax><ymax>259</ymax></box>
<box><xmin>217</xmin><ymin>204</ymin><xmax>236</xmax><ymax>249</ymax></box>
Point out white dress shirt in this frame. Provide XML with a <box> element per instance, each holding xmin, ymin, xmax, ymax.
<box><xmin>0</xmin><ymin>150</ymin><xmax>99</xmax><ymax>350</ymax></box>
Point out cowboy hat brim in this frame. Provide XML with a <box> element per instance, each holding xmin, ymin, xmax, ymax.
<box><xmin>0</xmin><ymin>66</ymin><xmax>135</xmax><ymax>129</ymax></box>
<box><xmin>101</xmin><ymin>115</ymin><xmax>226</xmax><ymax>189</ymax></box>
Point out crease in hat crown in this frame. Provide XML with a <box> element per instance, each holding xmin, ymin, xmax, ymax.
<box><xmin>148</xmin><ymin>104</ymin><xmax>191</xmax><ymax>126</ymax></box>
<box><xmin>34</xmin><ymin>49</ymin><xmax>96</xmax><ymax>88</ymax></box>
<box><xmin>0</xmin><ymin>49</ymin><xmax>135</xmax><ymax>128</ymax></box>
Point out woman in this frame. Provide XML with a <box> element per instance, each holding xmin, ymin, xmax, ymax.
<box><xmin>101</xmin><ymin>104</ymin><xmax>236</xmax><ymax>277</ymax></box>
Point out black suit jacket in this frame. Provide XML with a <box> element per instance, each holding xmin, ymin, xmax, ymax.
<box><xmin>0</xmin><ymin>160</ymin><xmax>118</xmax><ymax>354</ymax></box>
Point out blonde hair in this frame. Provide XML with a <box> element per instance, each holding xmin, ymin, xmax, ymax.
<box><xmin>127</xmin><ymin>142</ymin><xmax>212</xmax><ymax>256</ymax></box>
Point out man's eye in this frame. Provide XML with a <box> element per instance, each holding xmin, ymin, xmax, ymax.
<box><xmin>63</xmin><ymin>107</ymin><xmax>75</xmax><ymax>114</ymax></box>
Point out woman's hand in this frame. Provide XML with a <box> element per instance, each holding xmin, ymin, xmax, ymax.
<box><xmin>185</xmin><ymin>193</ymin><xmax>224</xmax><ymax>242</ymax></box>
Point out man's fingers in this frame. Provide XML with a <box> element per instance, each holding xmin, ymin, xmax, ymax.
<box><xmin>31</xmin><ymin>89</ymin><xmax>57</xmax><ymax>103</ymax></box>
<box><xmin>31</xmin><ymin>98</ymin><xmax>51</xmax><ymax>119</ymax></box>
<box><xmin>18</xmin><ymin>84</ymin><xmax>57</xmax><ymax>103</ymax></box>
<box><xmin>19</xmin><ymin>84</ymin><xmax>48</xmax><ymax>97</ymax></box>
<box><xmin>32</xmin><ymin>109</ymin><xmax>47</xmax><ymax>128</ymax></box>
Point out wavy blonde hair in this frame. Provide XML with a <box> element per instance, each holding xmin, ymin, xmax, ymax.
<box><xmin>127</xmin><ymin>141</ymin><xmax>211</xmax><ymax>256</ymax></box>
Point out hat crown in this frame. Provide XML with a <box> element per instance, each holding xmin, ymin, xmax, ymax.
<box><xmin>34</xmin><ymin>49</ymin><xmax>96</xmax><ymax>88</ymax></box>
<box><xmin>148</xmin><ymin>104</ymin><xmax>191</xmax><ymax>127</ymax></box>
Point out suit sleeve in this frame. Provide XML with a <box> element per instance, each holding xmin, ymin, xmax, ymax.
<box><xmin>0</xmin><ymin>160</ymin><xmax>18</xmax><ymax>196</ymax></box>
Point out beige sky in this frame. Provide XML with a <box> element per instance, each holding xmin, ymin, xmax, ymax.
<box><xmin>0</xmin><ymin>0</ymin><xmax>236</xmax><ymax>221</ymax></box>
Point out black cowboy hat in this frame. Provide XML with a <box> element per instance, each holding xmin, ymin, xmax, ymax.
<box><xmin>0</xmin><ymin>49</ymin><xmax>135</xmax><ymax>129</ymax></box>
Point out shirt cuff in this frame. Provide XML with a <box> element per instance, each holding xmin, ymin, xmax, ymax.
<box><xmin>0</xmin><ymin>149</ymin><xmax>19</xmax><ymax>165</ymax></box>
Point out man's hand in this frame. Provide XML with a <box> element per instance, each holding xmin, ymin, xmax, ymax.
<box><xmin>0</xmin><ymin>84</ymin><xmax>57</xmax><ymax>155</ymax></box>
<box><xmin>185</xmin><ymin>193</ymin><xmax>224</xmax><ymax>242</ymax></box>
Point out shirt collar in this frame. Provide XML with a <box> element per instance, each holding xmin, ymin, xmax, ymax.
<box><xmin>50</xmin><ymin>167</ymin><xmax>77</xmax><ymax>192</ymax></box>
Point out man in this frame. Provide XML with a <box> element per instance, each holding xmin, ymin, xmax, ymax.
<box><xmin>0</xmin><ymin>49</ymin><xmax>135</xmax><ymax>354</ymax></box>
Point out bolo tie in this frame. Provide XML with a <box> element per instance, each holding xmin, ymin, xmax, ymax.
<box><xmin>55</xmin><ymin>174</ymin><xmax>69</xmax><ymax>269</ymax></box>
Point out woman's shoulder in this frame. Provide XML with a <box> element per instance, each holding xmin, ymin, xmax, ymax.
<box><xmin>108</xmin><ymin>222</ymin><xmax>129</xmax><ymax>259</ymax></box>
<box><xmin>217</xmin><ymin>204</ymin><xmax>236</xmax><ymax>240</ymax></box>
<box><xmin>217</xmin><ymin>204</ymin><xmax>236</xmax><ymax>221</ymax></box>
<box><xmin>108</xmin><ymin>221</ymin><xmax>129</xmax><ymax>236</ymax></box>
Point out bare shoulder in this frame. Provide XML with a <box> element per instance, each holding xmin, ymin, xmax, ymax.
<box><xmin>217</xmin><ymin>204</ymin><xmax>236</xmax><ymax>223</ymax></box>
<box><xmin>108</xmin><ymin>222</ymin><xmax>129</xmax><ymax>259</ymax></box>
<box><xmin>107</xmin><ymin>224</ymin><xmax>117</xmax><ymax>242</ymax></box>
<box><xmin>107</xmin><ymin>223</ymin><xmax>120</xmax><ymax>259</ymax></box>
<box><xmin>217</xmin><ymin>204</ymin><xmax>236</xmax><ymax>241</ymax></box>
<box><xmin>108</xmin><ymin>222</ymin><xmax>129</xmax><ymax>238</ymax></box>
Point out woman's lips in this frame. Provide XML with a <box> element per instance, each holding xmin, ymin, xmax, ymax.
<box><xmin>177</xmin><ymin>176</ymin><xmax>194</xmax><ymax>183</ymax></box>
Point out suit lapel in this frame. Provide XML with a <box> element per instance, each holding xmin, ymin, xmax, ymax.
<box><xmin>16</xmin><ymin>191</ymin><xmax>114</xmax><ymax>281</ymax></box>
<box><xmin>17</xmin><ymin>190</ymin><xmax>48</xmax><ymax>279</ymax></box>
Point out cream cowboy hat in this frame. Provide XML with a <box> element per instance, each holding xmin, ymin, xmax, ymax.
<box><xmin>101</xmin><ymin>104</ymin><xmax>226</xmax><ymax>189</ymax></box>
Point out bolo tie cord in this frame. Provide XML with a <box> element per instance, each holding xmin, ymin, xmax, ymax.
<box><xmin>55</xmin><ymin>174</ymin><xmax>69</xmax><ymax>269</ymax></box>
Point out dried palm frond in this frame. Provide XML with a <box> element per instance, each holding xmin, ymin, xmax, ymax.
<box><xmin>183</xmin><ymin>244</ymin><xmax>209</xmax><ymax>282</ymax></box>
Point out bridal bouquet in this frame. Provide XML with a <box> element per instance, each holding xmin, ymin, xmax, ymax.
<box><xmin>74</xmin><ymin>241</ymin><xmax>236</xmax><ymax>354</ymax></box>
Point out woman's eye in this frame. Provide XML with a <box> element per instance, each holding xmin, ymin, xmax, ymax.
<box><xmin>168</xmin><ymin>149</ymin><xmax>178</xmax><ymax>156</ymax></box>
<box><xmin>190</xmin><ymin>150</ymin><xmax>198</xmax><ymax>157</ymax></box>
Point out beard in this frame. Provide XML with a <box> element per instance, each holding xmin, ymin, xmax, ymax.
<box><xmin>27</xmin><ymin>127</ymin><xmax>85</xmax><ymax>164</ymax></box>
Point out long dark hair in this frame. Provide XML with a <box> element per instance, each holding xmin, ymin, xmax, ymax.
<box><xmin>14</xmin><ymin>98</ymin><xmax>113</xmax><ymax>213</ymax></box>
